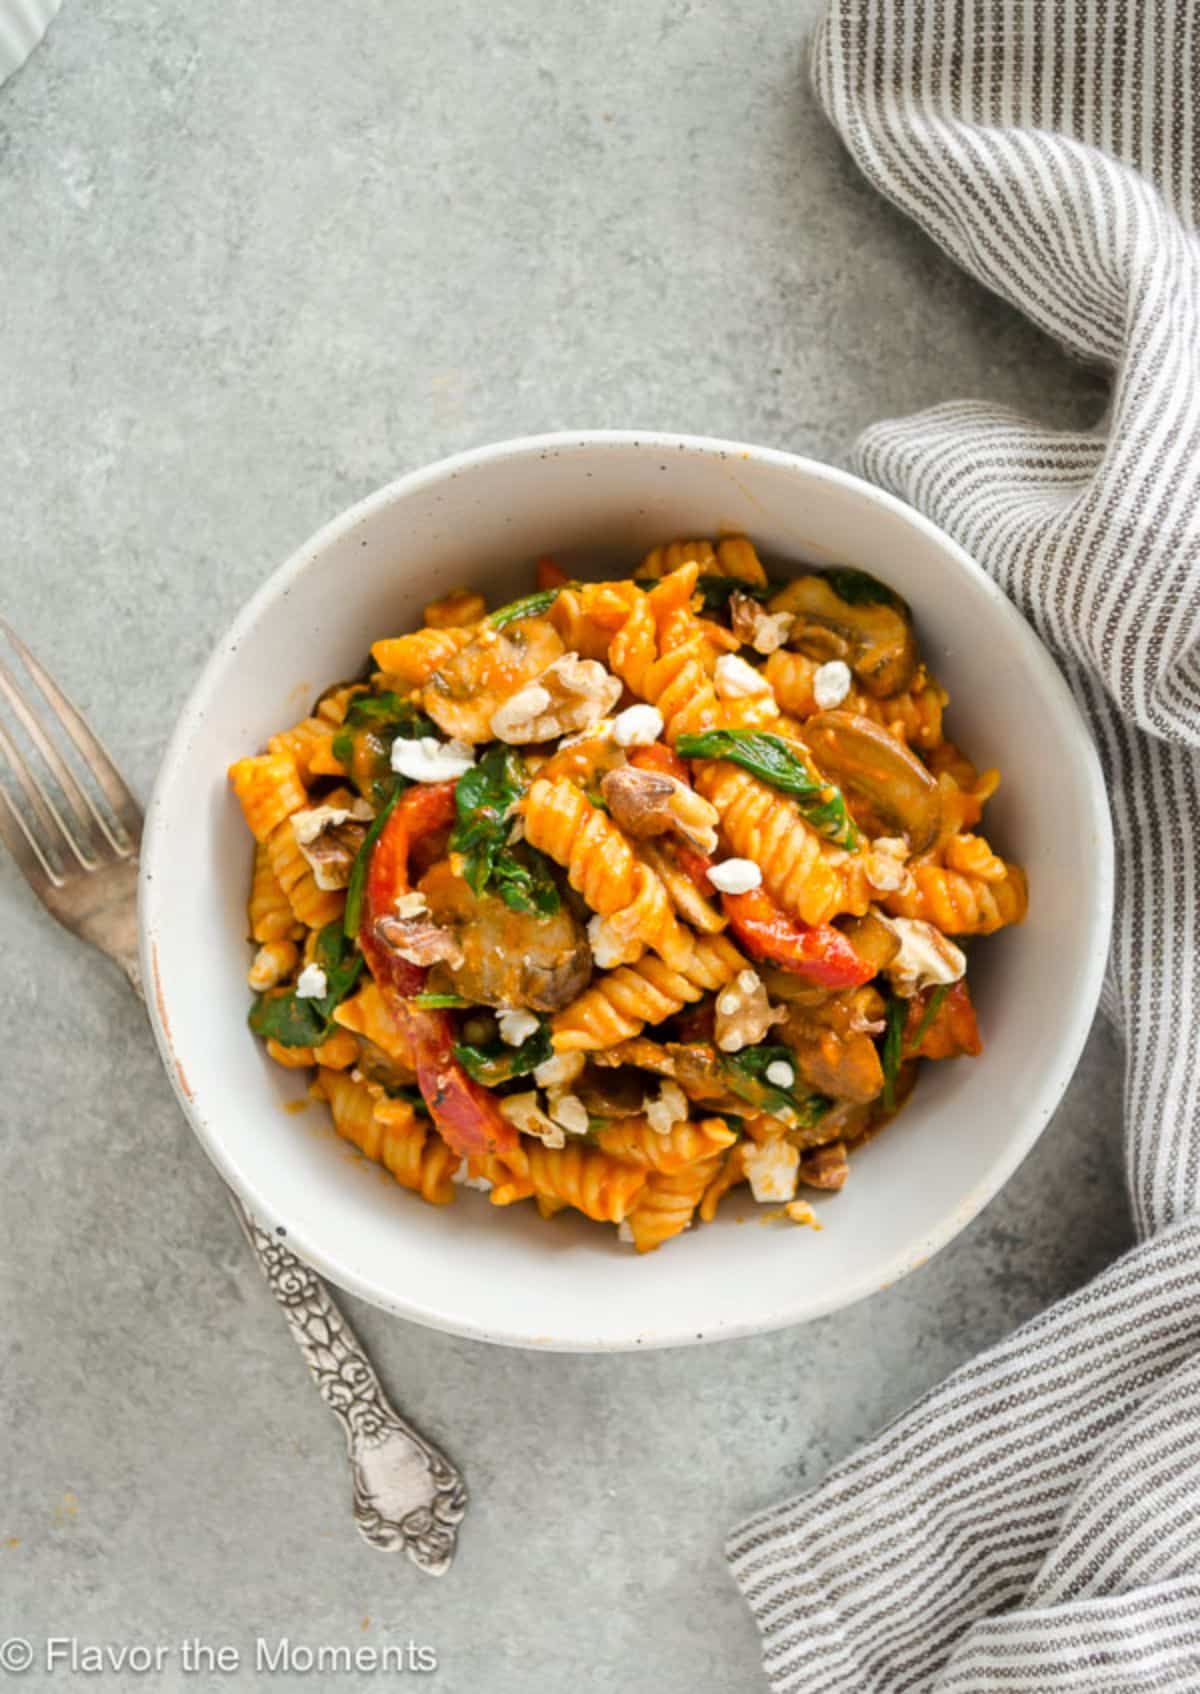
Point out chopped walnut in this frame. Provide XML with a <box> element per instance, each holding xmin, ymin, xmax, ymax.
<box><xmin>878</xmin><ymin>914</ymin><xmax>965</xmax><ymax>996</ymax></box>
<box><xmin>600</xmin><ymin>765</ymin><xmax>719</xmax><ymax>854</ymax></box>
<box><xmin>730</xmin><ymin>590</ymin><xmax>795</xmax><ymax>655</ymax></box>
<box><xmin>714</xmin><ymin>968</ymin><xmax>787</xmax><ymax>1053</ymax></box>
<box><xmin>863</xmin><ymin>835</ymin><xmax>913</xmax><ymax>894</ymax></box>
<box><xmin>532</xmin><ymin>1049</ymin><xmax>587</xmax><ymax>1090</ymax></box>
<box><xmin>797</xmin><ymin>1142</ymin><xmax>849</xmax><ymax>1191</ymax></box>
<box><xmin>373</xmin><ymin>912</ymin><xmax>464</xmax><ymax>969</ymax></box>
<box><xmin>291</xmin><ymin>800</ymin><xmax>373</xmax><ymax>891</ymax></box>
<box><xmin>490</xmin><ymin>653</ymin><xmax>622</xmax><ymax>744</ymax></box>
<box><xmin>499</xmin><ymin>1091</ymin><xmax>565</xmax><ymax>1149</ymax></box>
<box><xmin>644</xmin><ymin>1079</ymin><xmax>689</xmax><ymax>1135</ymax></box>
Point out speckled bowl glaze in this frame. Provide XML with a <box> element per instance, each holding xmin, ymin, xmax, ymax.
<box><xmin>140</xmin><ymin>432</ymin><xmax>1113</xmax><ymax>1350</ymax></box>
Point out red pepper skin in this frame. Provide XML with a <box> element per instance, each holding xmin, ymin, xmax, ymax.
<box><xmin>629</xmin><ymin>743</ymin><xmax>690</xmax><ymax>784</ymax></box>
<box><xmin>360</xmin><ymin>781</ymin><xmax>518</xmax><ymax>1159</ymax></box>
<box><xmin>673</xmin><ymin>843</ymin><xmax>874</xmax><ymax>990</ymax></box>
<box><xmin>535</xmin><ymin>555</ymin><xmax>570</xmax><ymax>589</ymax></box>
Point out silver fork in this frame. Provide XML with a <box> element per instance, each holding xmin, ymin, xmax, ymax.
<box><xmin>0</xmin><ymin>620</ymin><xmax>467</xmax><ymax>1575</ymax></box>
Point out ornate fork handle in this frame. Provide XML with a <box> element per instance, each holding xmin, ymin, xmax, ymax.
<box><xmin>231</xmin><ymin>1202</ymin><xmax>467</xmax><ymax>1574</ymax></box>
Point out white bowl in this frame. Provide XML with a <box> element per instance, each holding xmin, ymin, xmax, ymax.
<box><xmin>140</xmin><ymin>432</ymin><xmax>1112</xmax><ymax>1351</ymax></box>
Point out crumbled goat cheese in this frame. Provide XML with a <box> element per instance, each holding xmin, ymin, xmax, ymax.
<box><xmin>612</xmin><ymin>703</ymin><xmax>665</xmax><ymax>747</ymax></box>
<box><xmin>812</xmin><ymin>659</ymin><xmax>853</xmax><ymax>710</ymax></box>
<box><xmin>394</xmin><ymin>890</ymin><xmax>430</xmax><ymax>918</ymax></box>
<box><xmin>548</xmin><ymin>1093</ymin><xmax>590</xmax><ymax>1137</ymax></box>
<box><xmin>714</xmin><ymin>653</ymin><xmax>772</xmax><ymax>700</ymax></box>
<box><xmin>707</xmin><ymin>857</ymin><xmax>763</xmax><ymax>894</ymax></box>
<box><xmin>879</xmin><ymin>913</ymin><xmax>966</xmax><ymax>995</ymax></box>
<box><xmin>389</xmin><ymin>736</ymin><xmax>476</xmax><ymax>781</ymax></box>
<box><xmin>295</xmin><ymin>964</ymin><xmax>328</xmax><ymax>1000</ymax></box>
<box><xmin>644</xmin><ymin>1079</ymin><xmax>689</xmax><ymax>1136</ymax></box>
<box><xmin>533</xmin><ymin>1050</ymin><xmax>586</xmax><ymax>1091</ymax></box>
<box><xmin>765</xmin><ymin>1059</ymin><xmax>796</xmax><ymax>1089</ymax></box>
<box><xmin>744</xmin><ymin>1139</ymin><xmax>800</xmax><ymax>1203</ymax></box>
<box><xmin>451</xmin><ymin>1158</ymin><xmax>493</xmax><ymax>1193</ymax></box>
<box><xmin>497</xmin><ymin>1008</ymin><xmax>540</xmax><ymax>1047</ymax></box>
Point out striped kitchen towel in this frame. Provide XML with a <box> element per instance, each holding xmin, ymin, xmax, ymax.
<box><xmin>727</xmin><ymin>3</ymin><xmax>1200</xmax><ymax>1689</ymax></box>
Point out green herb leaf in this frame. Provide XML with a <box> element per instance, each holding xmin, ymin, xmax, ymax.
<box><xmin>822</xmin><ymin>567</ymin><xmax>904</xmax><ymax>610</ymax></box>
<box><xmin>333</xmin><ymin>692</ymin><xmax>437</xmax><ymax>801</ymax></box>
<box><xmin>454</xmin><ymin>1020</ymin><xmax>553</xmax><ymax>1086</ymax></box>
<box><xmin>343</xmin><ymin>691</ymin><xmax>438</xmax><ymax>737</ymax></box>
<box><xmin>248</xmin><ymin>922</ymin><xmax>364</xmax><ymax>1048</ymax></box>
<box><xmin>412</xmin><ymin>992</ymin><xmax>472</xmax><ymax>1009</ymax></box>
<box><xmin>881</xmin><ymin>994</ymin><xmax>908</xmax><ymax>1112</ymax></box>
<box><xmin>674</xmin><ymin>728</ymin><xmax>858</xmax><ymax>850</ymax></box>
<box><xmin>489</xmin><ymin>588</ymin><xmax>562</xmax><ymax>630</ymax></box>
<box><xmin>344</xmin><ymin>785</ymin><xmax>403</xmax><ymax>939</ymax></box>
<box><xmin>720</xmin><ymin>1045</ymin><xmax>829</xmax><ymax>1126</ymax></box>
<box><xmin>450</xmin><ymin>745</ymin><xmax>561</xmax><ymax>915</ymax></box>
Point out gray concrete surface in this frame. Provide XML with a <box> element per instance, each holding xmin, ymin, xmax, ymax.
<box><xmin>0</xmin><ymin>2</ymin><xmax>1123</xmax><ymax>1690</ymax></box>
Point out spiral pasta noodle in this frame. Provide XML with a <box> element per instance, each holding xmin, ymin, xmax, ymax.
<box><xmin>231</xmin><ymin>533</ymin><xmax>1026</xmax><ymax>1251</ymax></box>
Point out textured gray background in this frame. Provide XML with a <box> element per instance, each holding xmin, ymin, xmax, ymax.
<box><xmin>0</xmin><ymin>2</ymin><xmax>1124</xmax><ymax>1691</ymax></box>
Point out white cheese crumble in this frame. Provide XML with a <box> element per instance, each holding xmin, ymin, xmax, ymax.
<box><xmin>295</xmin><ymin>964</ymin><xmax>328</xmax><ymax>1000</ymax></box>
<box><xmin>864</xmin><ymin>836</ymin><xmax>910</xmax><ymax>894</ymax></box>
<box><xmin>714</xmin><ymin>653</ymin><xmax>772</xmax><ymax>700</ymax></box>
<box><xmin>451</xmin><ymin>1158</ymin><xmax>493</xmax><ymax>1193</ymax></box>
<box><xmin>744</xmin><ymin>1139</ymin><xmax>800</xmax><ymax>1203</ymax></box>
<box><xmin>497</xmin><ymin>1008</ymin><xmax>540</xmax><ymax>1047</ymax></box>
<box><xmin>389</xmin><ymin>736</ymin><xmax>475</xmax><ymax>782</ymax></box>
<box><xmin>812</xmin><ymin>659</ymin><xmax>853</xmax><ymax>710</ymax></box>
<box><xmin>611</xmin><ymin>703</ymin><xmax>665</xmax><ymax>747</ymax></box>
<box><xmin>644</xmin><ymin>1079</ymin><xmax>688</xmax><ymax>1136</ymax></box>
<box><xmin>394</xmin><ymin>890</ymin><xmax>430</xmax><ymax>918</ymax></box>
<box><xmin>707</xmin><ymin>857</ymin><xmax>763</xmax><ymax>894</ymax></box>
<box><xmin>548</xmin><ymin>1093</ymin><xmax>590</xmax><ymax>1137</ymax></box>
<box><xmin>765</xmin><ymin>1059</ymin><xmax>796</xmax><ymax>1089</ymax></box>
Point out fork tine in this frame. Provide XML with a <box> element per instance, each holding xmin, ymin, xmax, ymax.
<box><xmin>0</xmin><ymin>620</ymin><xmax>141</xmax><ymax>851</ymax></box>
<box><xmin>0</xmin><ymin>763</ymin><xmax>62</xmax><ymax>888</ymax></box>
<box><xmin>0</xmin><ymin>712</ymin><xmax>89</xmax><ymax>871</ymax></box>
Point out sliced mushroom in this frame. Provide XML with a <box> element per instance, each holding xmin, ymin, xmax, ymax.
<box><xmin>573</xmin><ymin>1062</ymin><xmax>649</xmax><ymax>1120</ymax></box>
<box><xmin>804</xmin><ymin>711</ymin><xmax>942</xmax><ymax>853</ymax></box>
<box><xmin>600</xmin><ymin>765</ymin><xmax>719</xmax><ymax>854</ymax></box>
<box><xmin>421</xmin><ymin>617</ymin><xmax>565</xmax><ymax>744</ymax></box>
<box><xmin>768</xmin><ymin>573</ymin><xmax>916</xmax><ymax>697</ymax></box>
<box><xmin>419</xmin><ymin>859</ymin><xmax>592</xmax><ymax>1012</ymax></box>
<box><xmin>796</xmin><ymin>1141</ymin><xmax>849</xmax><ymax>1191</ymax></box>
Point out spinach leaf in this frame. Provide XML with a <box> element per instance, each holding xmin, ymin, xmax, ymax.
<box><xmin>249</xmin><ymin>922</ymin><xmax>364</xmax><ymax>1048</ymax></box>
<box><xmin>720</xmin><ymin>1044</ymin><xmax>829</xmax><ymax>1127</ymax></box>
<box><xmin>450</xmin><ymin>745</ymin><xmax>561</xmax><ymax>915</ymax></box>
<box><xmin>454</xmin><ymin>1020</ymin><xmax>553</xmax><ymax>1086</ymax></box>
<box><xmin>674</xmin><ymin>728</ymin><xmax>858</xmax><ymax>850</ymax></box>
<box><xmin>489</xmin><ymin>588</ymin><xmax>562</xmax><ymax>630</ymax></box>
<box><xmin>880</xmin><ymin>993</ymin><xmax>908</xmax><ymax>1112</ymax></box>
<box><xmin>343</xmin><ymin>785</ymin><xmax>403</xmax><ymax>939</ymax></box>
<box><xmin>412</xmin><ymin>992</ymin><xmax>472</xmax><ymax>1009</ymax></box>
<box><xmin>822</xmin><ymin>567</ymin><xmax>904</xmax><ymax>610</ymax></box>
<box><xmin>332</xmin><ymin>692</ymin><xmax>437</xmax><ymax>801</ymax></box>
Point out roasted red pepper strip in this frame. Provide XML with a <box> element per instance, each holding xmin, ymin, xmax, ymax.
<box><xmin>673</xmin><ymin>843</ymin><xmax>874</xmax><ymax>989</ymax></box>
<box><xmin>629</xmin><ymin>742</ymin><xmax>690</xmax><ymax>784</ymax></box>
<box><xmin>903</xmin><ymin>980</ymin><xmax>982</xmax><ymax>1059</ymax></box>
<box><xmin>359</xmin><ymin>781</ymin><xmax>518</xmax><ymax>1159</ymax></box>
